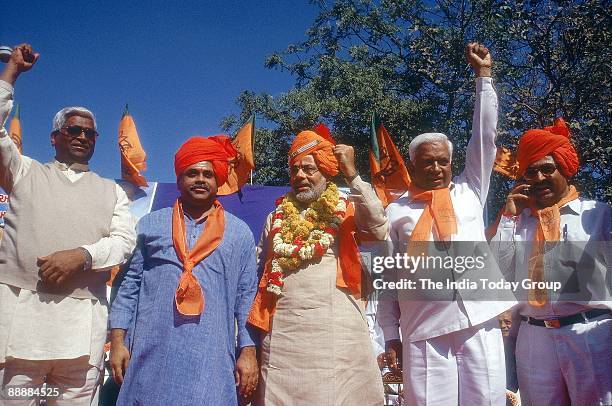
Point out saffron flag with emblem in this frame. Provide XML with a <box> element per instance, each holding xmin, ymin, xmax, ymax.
<box><xmin>218</xmin><ymin>115</ymin><xmax>255</xmax><ymax>196</ymax></box>
<box><xmin>9</xmin><ymin>103</ymin><xmax>22</xmax><ymax>153</ymax></box>
<box><xmin>119</xmin><ymin>104</ymin><xmax>147</xmax><ymax>187</ymax></box>
<box><xmin>369</xmin><ymin>113</ymin><xmax>411</xmax><ymax>207</ymax></box>
<box><xmin>493</xmin><ymin>146</ymin><xmax>519</xmax><ymax>179</ymax></box>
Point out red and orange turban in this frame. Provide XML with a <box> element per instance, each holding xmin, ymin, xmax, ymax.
<box><xmin>174</xmin><ymin>135</ymin><xmax>237</xmax><ymax>186</ymax></box>
<box><xmin>516</xmin><ymin>118</ymin><xmax>579</xmax><ymax>178</ymax></box>
<box><xmin>288</xmin><ymin>129</ymin><xmax>338</xmax><ymax>177</ymax></box>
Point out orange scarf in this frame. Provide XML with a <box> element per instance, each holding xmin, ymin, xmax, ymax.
<box><xmin>248</xmin><ymin>201</ymin><xmax>364</xmax><ymax>333</ymax></box>
<box><xmin>405</xmin><ymin>186</ymin><xmax>457</xmax><ymax>258</ymax></box>
<box><xmin>172</xmin><ymin>199</ymin><xmax>225</xmax><ymax>316</ymax></box>
<box><xmin>528</xmin><ymin>185</ymin><xmax>579</xmax><ymax>306</ymax></box>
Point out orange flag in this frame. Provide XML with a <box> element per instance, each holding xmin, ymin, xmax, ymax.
<box><xmin>9</xmin><ymin>103</ymin><xmax>22</xmax><ymax>153</ymax></box>
<box><xmin>218</xmin><ymin>115</ymin><xmax>255</xmax><ymax>195</ymax></box>
<box><xmin>118</xmin><ymin>104</ymin><xmax>147</xmax><ymax>187</ymax></box>
<box><xmin>493</xmin><ymin>146</ymin><xmax>519</xmax><ymax>179</ymax></box>
<box><xmin>369</xmin><ymin>113</ymin><xmax>411</xmax><ymax>207</ymax></box>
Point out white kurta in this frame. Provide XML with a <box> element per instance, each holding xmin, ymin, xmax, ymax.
<box><xmin>256</xmin><ymin>179</ymin><xmax>386</xmax><ymax>405</ymax></box>
<box><xmin>381</xmin><ymin>77</ymin><xmax>512</xmax><ymax>343</ymax></box>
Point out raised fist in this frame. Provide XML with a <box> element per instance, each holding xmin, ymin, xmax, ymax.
<box><xmin>333</xmin><ymin>144</ymin><xmax>358</xmax><ymax>180</ymax></box>
<box><xmin>465</xmin><ymin>42</ymin><xmax>492</xmax><ymax>77</ymax></box>
<box><xmin>0</xmin><ymin>44</ymin><xmax>39</xmax><ymax>85</ymax></box>
<box><xmin>10</xmin><ymin>44</ymin><xmax>39</xmax><ymax>72</ymax></box>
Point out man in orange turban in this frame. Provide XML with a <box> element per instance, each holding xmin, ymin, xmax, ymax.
<box><xmin>109</xmin><ymin>136</ymin><xmax>260</xmax><ymax>404</ymax></box>
<box><xmin>248</xmin><ymin>128</ymin><xmax>387</xmax><ymax>404</ymax></box>
<box><xmin>494</xmin><ymin>118</ymin><xmax>611</xmax><ymax>405</ymax></box>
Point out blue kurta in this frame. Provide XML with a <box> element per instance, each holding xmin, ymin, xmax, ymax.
<box><xmin>109</xmin><ymin>207</ymin><xmax>257</xmax><ymax>405</ymax></box>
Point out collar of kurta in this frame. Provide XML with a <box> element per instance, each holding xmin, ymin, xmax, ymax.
<box><xmin>525</xmin><ymin>196</ymin><xmax>581</xmax><ymax>217</ymax></box>
<box><xmin>52</xmin><ymin>160</ymin><xmax>90</xmax><ymax>172</ymax></box>
<box><xmin>405</xmin><ymin>181</ymin><xmax>456</xmax><ymax>202</ymax></box>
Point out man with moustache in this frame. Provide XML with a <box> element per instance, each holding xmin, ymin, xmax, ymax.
<box><xmin>248</xmin><ymin>131</ymin><xmax>386</xmax><ymax>405</ymax></box>
<box><xmin>379</xmin><ymin>43</ymin><xmax>512</xmax><ymax>405</ymax></box>
<box><xmin>109</xmin><ymin>136</ymin><xmax>259</xmax><ymax>405</ymax></box>
<box><xmin>493</xmin><ymin>118</ymin><xmax>611</xmax><ymax>405</ymax></box>
<box><xmin>0</xmin><ymin>44</ymin><xmax>136</xmax><ymax>404</ymax></box>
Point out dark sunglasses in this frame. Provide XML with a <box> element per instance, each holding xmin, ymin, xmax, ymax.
<box><xmin>60</xmin><ymin>125</ymin><xmax>98</xmax><ymax>139</ymax></box>
<box><xmin>523</xmin><ymin>163</ymin><xmax>557</xmax><ymax>179</ymax></box>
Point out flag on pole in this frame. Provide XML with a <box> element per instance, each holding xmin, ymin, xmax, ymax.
<box><xmin>9</xmin><ymin>103</ymin><xmax>22</xmax><ymax>153</ymax></box>
<box><xmin>369</xmin><ymin>113</ymin><xmax>411</xmax><ymax>207</ymax></box>
<box><xmin>118</xmin><ymin>104</ymin><xmax>147</xmax><ymax>187</ymax></box>
<box><xmin>218</xmin><ymin>115</ymin><xmax>255</xmax><ymax>195</ymax></box>
<box><xmin>493</xmin><ymin>146</ymin><xmax>519</xmax><ymax>179</ymax></box>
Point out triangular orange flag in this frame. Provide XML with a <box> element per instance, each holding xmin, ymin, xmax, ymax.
<box><xmin>218</xmin><ymin>115</ymin><xmax>255</xmax><ymax>195</ymax></box>
<box><xmin>493</xmin><ymin>146</ymin><xmax>519</xmax><ymax>179</ymax></box>
<box><xmin>118</xmin><ymin>104</ymin><xmax>147</xmax><ymax>187</ymax></box>
<box><xmin>369</xmin><ymin>113</ymin><xmax>411</xmax><ymax>207</ymax></box>
<box><xmin>9</xmin><ymin>103</ymin><xmax>22</xmax><ymax>154</ymax></box>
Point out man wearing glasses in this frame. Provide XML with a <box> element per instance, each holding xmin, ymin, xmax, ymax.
<box><xmin>248</xmin><ymin>130</ymin><xmax>386</xmax><ymax>405</ymax></box>
<box><xmin>0</xmin><ymin>44</ymin><xmax>136</xmax><ymax>404</ymax></box>
<box><xmin>492</xmin><ymin>118</ymin><xmax>611</xmax><ymax>405</ymax></box>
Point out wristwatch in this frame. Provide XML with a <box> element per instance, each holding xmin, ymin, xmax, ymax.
<box><xmin>78</xmin><ymin>247</ymin><xmax>93</xmax><ymax>271</ymax></box>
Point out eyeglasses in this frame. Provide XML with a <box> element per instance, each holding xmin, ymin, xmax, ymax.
<box><xmin>60</xmin><ymin>125</ymin><xmax>98</xmax><ymax>139</ymax></box>
<box><xmin>289</xmin><ymin>165</ymin><xmax>319</xmax><ymax>177</ymax></box>
<box><xmin>523</xmin><ymin>163</ymin><xmax>557</xmax><ymax>179</ymax></box>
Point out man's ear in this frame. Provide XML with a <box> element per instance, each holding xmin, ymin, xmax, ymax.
<box><xmin>50</xmin><ymin>131</ymin><xmax>57</xmax><ymax>146</ymax></box>
<box><xmin>407</xmin><ymin>160</ymin><xmax>415</xmax><ymax>176</ymax></box>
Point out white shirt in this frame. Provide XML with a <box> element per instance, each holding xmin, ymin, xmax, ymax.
<box><xmin>0</xmin><ymin>79</ymin><xmax>136</xmax><ymax>366</ymax></box>
<box><xmin>379</xmin><ymin>77</ymin><xmax>514</xmax><ymax>342</ymax></box>
<box><xmin>492</xmin><ymin>198</ymin><xmax>612</xmax><ymax>318</ymax></box>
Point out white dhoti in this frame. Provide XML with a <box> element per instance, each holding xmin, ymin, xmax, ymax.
<box><xmin>402</xmin><ymin>319</ymin><xmax>506</xmax><ymax>406</ymax></box>
<box><xmin>516</xmin><ymin>315</ymin><xmax>612</xmax><ymax>406</ymax></box>
<box><xmin>0</xmin><ymin>284</ymin><xmax>106</xmax><ymax>406</ymax></box>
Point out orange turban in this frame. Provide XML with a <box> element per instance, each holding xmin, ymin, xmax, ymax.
<box><xmin>517</xmin><ymin>118</ymin><xmax>579</xmax><ymax>178</ymax></box>
<box><xmin>288</xmin><ymin>130</ymin><xmax>338</xmax><ymax>177</ymax></box>
<box><xmin>174</xmin><ymin>135</ymin><xmax>237</xmax><ymax>186</ymax></box>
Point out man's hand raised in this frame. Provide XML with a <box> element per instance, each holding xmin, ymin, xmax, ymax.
<box><xmin>333</xmin><ymin>144</ymin><xmax>358</xmax><ymax>180</ymax></box>
<box><xmin>465</xmin><ymin>42</ymin><xmax>492</xmax><ymax>78</ymax></box>
<box><xmin>0</xmin><ymin>44</ymin><xmax>40</xmax><ymax>85</ymax></box>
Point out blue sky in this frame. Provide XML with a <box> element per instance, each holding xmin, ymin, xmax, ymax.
<box><xmin>1</xmin><ymin>1</ymin><xmax>319</xmax><ymax>182</ymax></box>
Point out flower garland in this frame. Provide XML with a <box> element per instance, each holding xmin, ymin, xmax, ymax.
<box><xmin>266</xmin><ymin>182</ymin><xmax>347</xmax><ymax>295</ymax></box>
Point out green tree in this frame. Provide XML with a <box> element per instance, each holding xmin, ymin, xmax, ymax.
<box><xmin>222</xmin><ymin>0</ymin><xmax>611</xmax><ymax>215</ymax></box>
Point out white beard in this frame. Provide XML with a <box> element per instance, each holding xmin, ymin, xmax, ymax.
<box><xmin>295</xmin><ymin>181</ymin><xmax>326</xmax><ymax>203</ymax></box>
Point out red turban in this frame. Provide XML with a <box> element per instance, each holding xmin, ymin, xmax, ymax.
<box><xmin>517</xmin><ymin>118</ymin><xmax>579</xmax><ymax>178</ymax></box>
<box><xmin>288</xmin><ymin>130</ymin><xmax>338</xmax><ymax>177</ymax></box>
<box><xmin>174</xmin><ymin>135</ymin><xmax>237</xmax><ymax>186</ymax></box>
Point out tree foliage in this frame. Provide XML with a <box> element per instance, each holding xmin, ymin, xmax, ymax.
<box><xmin>222</xmin><ymin>0</ymin><xmax>611</xmax><ymax>214</ymax></box>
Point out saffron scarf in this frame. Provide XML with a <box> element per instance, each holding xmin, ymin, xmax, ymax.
<box><xmin>405</xmin><ymin>186</ymin><xmax>457</xmax><ymax>260</ymax></box>
<box><xmin>528</xmin><ymin>185</ymin><xmax>579</xmax><ymax>306</ymax></box>
<box><xmin>171</xmin><ymin>199</ymin><xmax>225</xmax><ymax>316</ymax></box>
